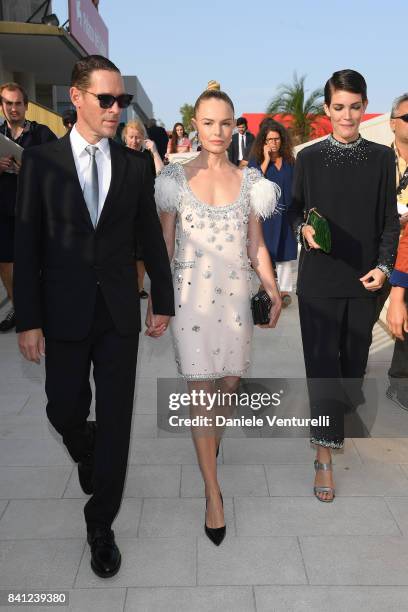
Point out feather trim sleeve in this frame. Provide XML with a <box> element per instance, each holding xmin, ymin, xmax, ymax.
<box><xmin>154</xmin><ymin>164</ymin><xmax>183</xmax><ymax>214</ymax></box>
<box><xmin>246</xmin><ymin>167</ymin><xmax>281</xmax><ymax>220</ymax></box>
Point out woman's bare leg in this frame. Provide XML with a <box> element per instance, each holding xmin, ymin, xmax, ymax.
<box><xmin>188</xmin><ymin>380</ymin><xmax>224</xmax><ymax>528</ymax></box>
<box><xmin>214</xmin><ymin>375</ymin><xmax>240</xmax><ymax>449</ymax></box>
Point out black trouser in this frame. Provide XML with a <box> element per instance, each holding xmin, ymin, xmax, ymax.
<box><xmin>45</xmin><ymin>289</ymin><xmax>139</xmax><ymax>531</ymax></box>
<box><xmin>298</xmin><ymin>296</ymin><xmax>377</xmax><ymax>447</ymax></box>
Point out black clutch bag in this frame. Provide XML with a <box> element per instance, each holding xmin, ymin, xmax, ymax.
<box><xmin>251</xmin><ymin>290</ymin><xmax>272</xmax><ymax>325</ymax></box>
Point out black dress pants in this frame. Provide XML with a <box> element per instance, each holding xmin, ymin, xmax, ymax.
<box><xmin>298</xmin><ymin>296</ymin><xmax>377</xmax><ymax>447</ymax></box>
<box><xmin>45</xmin><ymin>289</ymin><xmax>139</xmax><ymax>530</ymax></box>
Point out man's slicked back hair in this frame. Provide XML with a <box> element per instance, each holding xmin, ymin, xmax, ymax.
<box><xmin>71</xmin><ymin>55</ymin><xmax>121</xmax><ymax>90</ymax></box>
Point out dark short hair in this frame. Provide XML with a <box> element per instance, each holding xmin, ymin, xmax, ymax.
<box><xmin>0</xmin><ymin>81</ymin><xmax>28</xmax><ymax>105</ymax></box>
<box><xmin>62</xmin><ymin>108</ymin><xmax>77</xmax><ymax>127</ymax></box>
<box><xmin>236</xmin><ymin>117</ymin><xmax>248</xmax><ymax>127</ymax></box>
<box><xmin>324</xmin><ymin>69</ymin><xmax>367</xmax><ymax>105</ymax></box>
<box><xmin>71</xmin><ymin>54</ymin><xmax>121</xmax><ymax>90</ymax></box>
<box><xmin>194</xmin><ymin>89</ymin><xmax>234</xmax><ymax>116</ymax></box>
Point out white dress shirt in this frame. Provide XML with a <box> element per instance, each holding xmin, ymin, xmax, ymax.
<box><xmin>70</xmin><ymin>125</ymin><xmax>111</xmax><ymax>221</ymax></box>
<box><xmin>238</xmin><ymin>132</ymin><xmax>246</xmax><ymax>161</ymax></box>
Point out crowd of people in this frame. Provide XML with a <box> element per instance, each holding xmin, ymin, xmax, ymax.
<box><xmin>1</xmin><ymin>55</ymin><xmax>408</xmax><ymax>576</ymax></box>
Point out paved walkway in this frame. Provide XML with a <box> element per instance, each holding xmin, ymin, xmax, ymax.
<box><xmin>2</xmin><ymin>280</ymin><xmax>408</xmax><ymax>611</ymax></box>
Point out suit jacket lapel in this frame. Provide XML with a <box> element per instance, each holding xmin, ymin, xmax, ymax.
<box><xmin>96</xmin><ymin>139</ymin><xmax>128</xmax><ymax>230</ymax></box>
<box><xmin>54</xmin><ymin>134</ymin><xmax>94</xmax><ymax>230</ymax></box>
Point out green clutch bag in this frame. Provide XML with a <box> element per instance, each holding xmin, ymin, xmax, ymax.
<box><xmin>304</xmin><ymin>207</ymin><xmax>331</xmax><ymax>253</ymax></box>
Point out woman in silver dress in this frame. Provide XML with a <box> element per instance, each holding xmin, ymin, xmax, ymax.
<box><xmin>156</xmin><ymin>89</ymin><xmax>281</xmax><ymax>544</ymax></box>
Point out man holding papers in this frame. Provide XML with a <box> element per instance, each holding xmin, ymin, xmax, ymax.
<box><xmin>0</xmin><ymin>82</ymin><xmax>56</xmax><ymax>331</ymax></box>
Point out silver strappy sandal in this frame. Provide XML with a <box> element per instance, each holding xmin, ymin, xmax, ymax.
<box><xmin>313</xmin><ymin>459</ymin><xmax>335</xmax><ymax>502</ymax></box>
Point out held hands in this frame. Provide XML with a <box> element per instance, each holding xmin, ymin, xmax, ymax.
<box><xmin>387</xmin><ymin>288</ymin><xmax>408</xmax><ymax>341</ymax></box>
<box><xmin>302</xmin><ymin>224</ymin><xmax>321</xmax><ymax>249</ymax></box>
<box><xmin>359</xmin><ymin>268</ymin><xmax>386</xmax><ymax>292</ymax></box>
<box><xmin>18</xmin><ymin>329</ymin><xmax>45</xmax><ymax>364</ymax></box>
<box><xmin>145</xmin><ymin>294</ymin><xmax>170</xmax><ymax>338</ymax></box>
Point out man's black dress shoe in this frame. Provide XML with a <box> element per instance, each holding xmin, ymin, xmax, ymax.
<box><xmin>87</xmin><ymin>528</ymin><xmax>121</xmax><ymax>578</ymax></box>
<box><xmin>78</xmin><ymin>421</ymin><xmax>97</xmax><ymax>495</ymax></box>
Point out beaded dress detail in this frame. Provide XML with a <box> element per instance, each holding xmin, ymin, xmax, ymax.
<box><xmin>155</xmin><ymin>163</ymin><xmax>280</xmax><ymax>380</ymax></box>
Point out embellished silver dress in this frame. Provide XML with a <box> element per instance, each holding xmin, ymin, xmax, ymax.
<box><xmin>155</xmin><ymin>163</ymin><xmax>280</xmax><ymax>381</ymax></box>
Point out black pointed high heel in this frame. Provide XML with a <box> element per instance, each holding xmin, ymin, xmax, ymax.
<box><xmin>204</xmin><ymin>492</ymin><xmax>226</xmax><ymax>546</ymax></box>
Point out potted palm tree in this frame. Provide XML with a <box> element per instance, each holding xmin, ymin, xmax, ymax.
<box><xmin>266</xmin><ymin>73</ymin><xmax>324</xmax><ymax>144</ymax></box>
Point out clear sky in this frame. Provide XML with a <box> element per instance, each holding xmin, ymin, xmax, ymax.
<box><xmin>53</xmin><ymin>0</ymin><xmax>406</xmax><ymax>129</ymax></box>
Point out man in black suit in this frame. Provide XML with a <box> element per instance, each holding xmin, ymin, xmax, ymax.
<box><xmin>14</xmin><ymin>55</ymin><xmax>174</xmax><ymax>578</ymax></box>
<box><xmin>227</xmin><ymin>116</ymin><xmax>255</xmax><ymax>166</ymax></box>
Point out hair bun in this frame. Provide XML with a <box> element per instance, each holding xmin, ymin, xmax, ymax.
<box><xmin>207</xmin><ymin>80</ymin><xmax>220</xmax><ymax>91</ymax></box>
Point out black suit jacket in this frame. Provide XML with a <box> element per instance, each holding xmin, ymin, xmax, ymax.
<box><xmin>227</xmin><ymin>131</ymin><xmax>255</xmax><ymax>166</ymax></box>
<box><xmin>14</xmin><ymin>134</ymin><xmax>174</xmax><ymax>341</ymax></box>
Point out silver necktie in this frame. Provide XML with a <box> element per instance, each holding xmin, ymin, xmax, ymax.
<box><xmin>83</xmin><ymin>145</ymin><xmax>99</xmax><ymax>227</ymax></box>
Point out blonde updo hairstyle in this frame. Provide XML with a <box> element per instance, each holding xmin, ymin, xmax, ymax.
<box><xmin>193</xmin><ymin>89</ymin><xmax>235</xmax><ymax>118</ymax></box>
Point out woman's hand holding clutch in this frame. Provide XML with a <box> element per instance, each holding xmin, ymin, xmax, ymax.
<box><xmin>302</xmin><ymin>224</ymin><xmax>321</xmax><ymax>250</ymax></box>
<box><xmin>258</xmin><ymin>289</ymin><xmax>282</xmax><ymax>329</ymax></box>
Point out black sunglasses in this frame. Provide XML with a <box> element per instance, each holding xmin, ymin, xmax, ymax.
<box><xmin>80</xmin><ymin>89</ymin><xmax>133</xmax><ymax>109</ymax></box>
<box><xmin>393</xmin><ymin>113</ymin><xmax>408</xmax><ymax>123</ymax></box>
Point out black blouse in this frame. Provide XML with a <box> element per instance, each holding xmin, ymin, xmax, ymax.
<box><xmin>289</xmin><ymin>135</ymin><xmax>400</xmax><ymax>298</ymax></box>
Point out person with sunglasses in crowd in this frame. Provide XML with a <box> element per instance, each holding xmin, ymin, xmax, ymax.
<box><xmin>385</xmin><ymin>94</ymin><xmax>408</xmax><ymax>410</ymax></box>
<box><xmin>14</xmin><ymin>55</ymin><xmax>174</xmax><ymax>578</ymax></box>
<box><xmin>62</xmin><ymin>108</ymin><xmax>77</xmax><ymax>132</ymax></box>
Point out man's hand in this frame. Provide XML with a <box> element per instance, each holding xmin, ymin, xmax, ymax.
<box><xmin>18</xmin><ymin>329</ymin><xmax>45</xmax><ymax>364</ymax></box>
<box><xmin>302</xmin><ymin>224</ymin><xmax>321</xmax><ymax>249</ymax></box>
<box><xmin>12</xmin><ymin>159</ymin><xmax>22</xmax><ymax>174</ymax></box>
<box><xmin>145</xmin><ymin>295</ymin><xmax>170</xmax><ymax>338</ymax></box>
<box><xmin>0</xmin><ymin>155</ymin><xmax>13</xmax><ymax>175</ymax></box>
<box><xmin>387</xmin><ymin>287</ymin><xmax>408</xmax><ymax>340</ymax></box>
<box><xmin>359</xmin><ymin>268</ymin><xmax>386</xmax><ymax>292</ymax></box>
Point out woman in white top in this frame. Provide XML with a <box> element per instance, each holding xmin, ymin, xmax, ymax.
<box><xmin>156</xmin><ymin>89</ymin><xmax>281</xmax><ymax>545</ymax></box>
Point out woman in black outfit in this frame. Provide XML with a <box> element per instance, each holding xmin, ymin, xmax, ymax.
<box><xmin>289</xmin><ymin>70</ymin><xmax>399</xmax><ymax>502</ymax></box>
